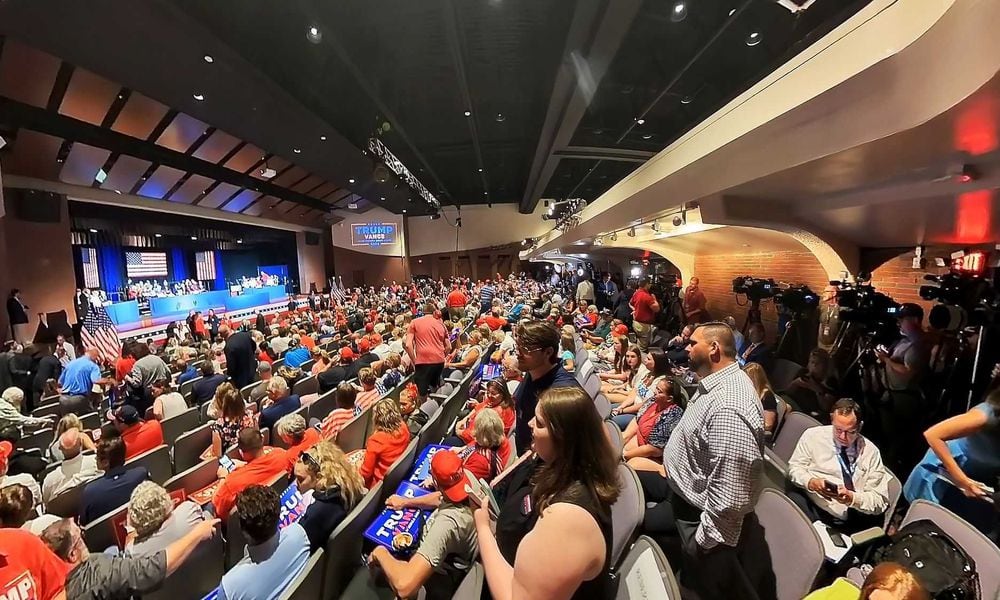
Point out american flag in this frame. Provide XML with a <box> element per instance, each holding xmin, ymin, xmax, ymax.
<box><xmin>81</xmin><ymin>304</ymin><xmax>121</xmax><ymax>363</ymax></box>
<box><xmin>332</xmin><ymin>277</ymin><xmax>346</xmax><ymax>303</ymax></box>
<box><xmin>125</xmin><ymin>251</ymin><xmax>168</xmax><ymax>278</ymax></box>
<box><xmin>196</xmin><ymin>250</ymin><xmax>216</xmax><ymax>281</ymax></box>
<box><xmin>81</xmin><ymin>247</ymin><xmax>100</xmax><ymax>289</ymax></box>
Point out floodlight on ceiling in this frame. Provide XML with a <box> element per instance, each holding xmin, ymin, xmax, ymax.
<box><xmin>670</xmin><ymin>2</ymin><xmax>688</xmax><ymax>22</ymax></box>
<box><xmin>610</xmin><ymin>231</ymin><xmax>618</xmax><ymax>242</ymax></box>
<box><xmin>651</xmin><ymin>221</ymin><xmax>661</xmax><ymax>232</ymax></box>
<box><xmin>673</xmin><ymin>211</ymin><xmax>687</xmax><ymax>227</ymax></box>
<box><xmin>774</xmin><ymin>0</ymin><xmax>820</xmax><ymax>13</ymax></box>
<box><xmin>203</xmin><ymin>55</ymin><xmax>214</xmax><ymax>63</ymax></box>
<box><xmin>627</xmin><ymin>226</ymin><xmax>636</xmax><ymax>237</ymax></box>
<box><xmin>306</xmin><ymin>25</ymin><xmax>322</xmax><ymax>43</ymax></box>
<box><xmin>193</xmin><ymin>93</ymin><xmax>205</xmax><ymax>101</ymax></box>
<box><xmin>745</xmin><ymin>31</ymin><xmax>761</xmax><ymax>46</ymax></box>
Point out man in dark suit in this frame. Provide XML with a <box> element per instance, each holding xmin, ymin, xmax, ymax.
<box><xmin>6</xmin><ymin>289</ymin><xmax>30</xmax><ymax>344</ymax></box>
<box><xmin>207</xmin><ymin>309</ymin><xmax>222</xmax><ymax>340</ymax></box>
<box><xmin>72</xmin><ymin>289</ymin><xmax>90</xmax><ymax>322</ymax></box>
<box><xmin>221</xmin><ymin>324</ymin><xmax>257</xmax><ymax>388</ymax></box>
<box><xmin>741</xmin><ymin>322</ymin><xmax>774</xmax><ymax>372</ymax></box>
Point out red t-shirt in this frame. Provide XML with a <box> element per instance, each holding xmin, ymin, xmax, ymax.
<box><xmin>360</xmin><ymin>424</ymin><xmax>410</xmax><ymax>487</ymax></box>
<box><xmin>636</xmin><ymin>403</ymin><xmax>662</xmax><ymax>447</ymax></box>
<box><xmin>286</xmin><ymin>428</ymin><xmax>320</xmax><ymax>465</ymax></box>
<box><xmin>213</xmin><ymin>449</ymin><xmax>294</xmax><ymax>519</ymax></box>
<box><xmin>0</xmin><ymin>528</ymin><xmax>69</xmax><ymax>600</ymax></box>
<box><xmin>115</xmin><ymin>356</ymin><xmax>136</xmax><ymax>383</ymax></box>
<box><xmin>122</xmin><ymin>420</ymin><xmax>164</xmax><ymax>460</ymax></box>
<box><xmin>460</xmin><ymin>402</ymin><xmax>516</xmax><ymax>445</ymax></box>
<box><xmin>630</xmin><ymin>288</ymin><xmax>658</xmax><ymax>324</ymax></box>
<box><xmin>409</xmin><ymin>315</ymin><xmax>448</xmax><ymax>365</ymax></box>
<box><xmin>447</xmin><ymin>290</ymin><xmax>468</xmax><ymax>308</ymax></box>
<box><xmin>463</xmin><ymin>439</ymin><xmax>512</xmax><ymax>482</ymax></box>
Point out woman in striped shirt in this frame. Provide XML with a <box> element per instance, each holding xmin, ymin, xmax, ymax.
<box><xmin>320</xmin><ymin>383</ymin><xmax>357</xmax><ymax>440</ymax></box>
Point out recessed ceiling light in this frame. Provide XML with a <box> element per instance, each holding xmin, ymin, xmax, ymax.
<box><xmin>746</xmin><ymin>31</ymin><xmax>761</xmax><ymax>46</ymax></box>
<box><xmin>320</xmin><ymin>135</ymin><xmax>327</xmax><ymax>141</ymax></box>
<box><xmin>671</xmin><ymin>2</ymin><xmax>688</xmax><ymax>22</ymax></box>
<box><xmin>402</xmin><ymin>209</ymin><xmax>407</xmax><ymax>213</ymax></box>
<box><xmin>155</xmin><ymin>233</ymin><xmax>162</xmax><ymax>238</ymax></box>
<box><xmin>728</xmin><ymin>8</ymin><xmax>737</xmax><ymax>16</ymax></box>
<box><xmin>203</xmin><ymin>54</ymin><xmax>214</xmax><ymax>63</ymax></box>
<box><xmin>463</xmin><ymin>110</ymin><xmax>472</xmax><ymax>117</ymax></box>
<box><xmin>495</xmin><ymin>113</ymin><xmax>505</xmax><ymax>122</ymax></box>
<box><xmin>478</xmin><ymin>168</ymin><xmax>483</xmax><ymax>172</ymax></box>
<box><xmin>191</xmin><ymin>236</ymin><xmax>198</xmax><ymax>240</ymax></box>
<box><xmin>380</xmin><ymin>196</ymin><xmax>385</xmax><ymax>200</ymax></box>
<box><xmin>680</xmin><ymin>95</ymin><xmax>694</xmax><ymax>105</ymax></box>
<box><xmin>193</xmin><ymin>93</ymin><xmax>205</xmax><ymax>101</ymax></box>
<box><xmin>89</xmin><ymin>228</ymin><xmax>98</xmax><ymax>233</ymax></box>
<box><xmin>348</xmin><ymin>178</ymin><xmax>355</xmax><ymax>184</ymax></box>
<box><xmin>641</xmin><ymin>134</ymin><xmax>653</xmax><ymax>140</ymax></box>
<box><xmin>636</xmin><ymin>118</ymin><xmax>645</xmax><ymax>125</ymax></box>
<box><xmin>293</xmin><ymin>148</ymin><xmax>301</xmax><ymax>154</ymax></box>
<box><xmin>237</xmin><ymin>239</ymin><xmax>243</xmax><ymax>244</ymax></box>
<box><xmin>306</xmin><ymin>25</ymin><xmax>322</xmax><ymax>43</ymax></box>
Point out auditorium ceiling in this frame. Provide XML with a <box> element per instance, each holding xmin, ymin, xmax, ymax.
<box><xmin>0</xmin><ymin>0</ymin><xmax>871</xmax><ymax>221</ymax></box>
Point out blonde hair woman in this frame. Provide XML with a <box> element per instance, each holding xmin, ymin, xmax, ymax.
<box><xmin>48</xmin><ymin>414</ymin><xmax>95</xmax><ymax>461</ymax></box>
<box><xmin>359</xmin><ymin>399</ymin><xmax>410</xmax><ymax>487</ymax></box>
<box><xmin>294</xmin><ymin>440</ymin><xmax>366</xmax><ymax>550</ymax></box>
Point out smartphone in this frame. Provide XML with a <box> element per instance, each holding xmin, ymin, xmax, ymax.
<box><xmin>823</xmin><ymin>480</ymin><xmax>838</xmax><ymax>494</ymax></box>
<box><xmin>827</xmin><ymin>527</ymin><xmax>847</xmax><ymax>548</ymax></box>
<box><xmin>219</xmin><ymin>455</ymin><xmax>237</xmax><ymax>473</ymax></box>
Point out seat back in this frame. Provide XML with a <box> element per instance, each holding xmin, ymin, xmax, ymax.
<box><xmin>754</xmin><ymin>488</ymin><xmax>824</xmax><ymax>600</ymax></box>
<box><xmin>771</xmin><ymin>412</ymin><xmax>822</xmax><ymax>464</ymax></box>
<box><xmin>417</xmin><ymin>405</ymin><xmax>449</xmax><ymax>449</ymax></box>
<box><xmin>769</xmin><ymin>359</ymin><xmax>803</xmax><ymax>391</ymax></box>
<box><xmin>239</xmin><ymin>381</ymin><xmax>258</xmax><ymax>401</ymax></box>
<box><xmin>79</xmin><ymin>412</ymin><xmax>101</xmax><ymax>432</ymax></box>
<box><xmin>610</xmin><ymin>464</ymin><xmax>644</xmax><ymax>568</ymax></box>
<box><xmin>901</xmin><ymin>500</ymin><xmax>1000</xmax><ymax>600</ymax></box>
<box><xmin>307</xmin><ymin>390</ymin><xmax>336</xmax><ymax>423</ymax></box>
<box><xmin>126</xmin><ymin>445</ymin><xmax>171</xmax><ymax>484</ymax></box>
<box><xmin>31</xmin><ymin>402</ymin><xmax>62</xmax><ymax>420</ymax></box>
<box><xmin>292</xmin><ymin>375</ymin><xmax>319</xmax><ymax>397</ymax></box>
<box><xmin>17</xmin><ymin>428</ymin><xmax>53</xmax><ymax>455</ymax></box>
<box><xmin>583</xmin><ymin>373</ymin><xmax>601</xmax><ymax>400</ymax></box>
<box><xmin>605</xmin><ymin>420</ymin><xmax>623</xmax><ymax>455</ymax></box>
<box><xmin>452</xmin><ymin>563</ymin><xmax>485</xmax><ymax>600</ymax></box>
<box><xmin>164</xmin><ymin>458</ymin><xmax>220</xmax><ymax>496</ymax></box>
<box><xmin>172</xmin><ymin>424</ymin><xmax>213</xmax><ymax>474</ymax></box>
<box><xmin>772</xmin><ymin>394</ymin><xmax>788</xmax><ymax>441</ymax></box>
<box><xmin>178</xmin><ymin>376</ymin><xmax>202</xmax><ymax>398</ymax></box>
<box><xmin>335</xmin><ymin>410</ymin><xmax>371</xmax><ymax>453</ymax></box>
<box><xmin>279</xmin><ymin>548</ymin><xmax>326</xmax><ymax>600</ymax></box>
<box><xmin>144</xmin><ymin>527</ymin><xmax>224</xmax><ymax>600</ymax></box>
<box><xmin>436</xmin><ymin>382</ymin><xmax>454</xmax><ymax>397</ymax></box>
<box><xmin>324</xmin><ymin>482</ymin><xmax>384</xmax><ymax>598</ymax></box>
<box><xmin>161</xmin><ymin>407</ymin><xmax>199</xmax><ymax>447</ymax></box>
<box><xmin>613</xmin><ymin>536</ymin><xmax>682</xmax><ymax>600</ymax></box>
<box><xmin>83</xmin><ymin>502</ymin><xmax>128</xmax><ymax>552</ymax></box>
<box><xmin>47</xmin><ymin>482</ymin><xmax>86</xmax><ymax>518</ymax></box>
<box><xmin>577</xmin><ymin>359</ymin><xmax>594</xmax><ymax>382</ymax></box>
<box><xmin>594</xmin><ymin>392</ymin><xmax>612</xmax><ymax>420</ymax></box>
<box><xmin>884</xmin><ymin>471</ymin><xmax>902</xmax><ymax>531</ymax></box>
<box><xmin>226</xmin><ymin>507</ymin><xmax>248</xmax><ymax>569</ymax></box>
<box><xmin>379</xmin><ymin>439</ymin><xmax>419</xmax><ymax>502</ymax></box>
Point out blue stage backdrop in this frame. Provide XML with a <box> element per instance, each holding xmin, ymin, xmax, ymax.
<box><xmin>214</xmin><ymin>251</ymin><xmax>225</xmax><ymax>291</ymax></box>
<box><xmin>171</xmin><ymin>248</ymin><xmax>188</xmax><ymax>281</ymax></box>
<box><xmin>96</xmin><ymin>244</ymin><xmax>124</xmax><ymax>294</ymax></box>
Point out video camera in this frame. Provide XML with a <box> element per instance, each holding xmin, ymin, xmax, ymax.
<box><xmin>919</xmin><ymin>272</ymin><xmax>999</xmax><ymax>332</ymax></box>
<box><xmin>732</xmin><ymin>276</ymin><xmax>777</xmax><ymax>302</ymax></box>
<box><xmin>774</xmin><ymin>285</ymin><xmax>820</xmax><ymax>314</ymax></box>
<box><xmin>829</xmin><ymin>274</ymin><xmax>900</xmax><ymax>347</ymax></box>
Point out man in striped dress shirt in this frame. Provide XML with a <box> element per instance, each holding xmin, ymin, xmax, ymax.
<box><xmin>664</xmin><ymin>322</ymin><xmax>773</xmax><ymax>599</ymax></box>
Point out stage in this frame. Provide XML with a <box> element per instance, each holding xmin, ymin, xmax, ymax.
<box><xmin>106</xmin><ymin>285</ymin><xmax>290</xmax><ymax>337</ymax></box>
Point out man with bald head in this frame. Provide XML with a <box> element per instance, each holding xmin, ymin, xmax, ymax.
<box><xmin>221</xmin><ymin>324</ymin><xmax>256</xmax><ymax>387</ymax></box>
<box><xmin>662</xmin><ymin>322</ymin><xmax>768</xmax><ymax>598</ymax></box>
<box><xmin>41</xmin><ymin>428</ymin><xmax>101</xmax><ymax>503</ymax></box>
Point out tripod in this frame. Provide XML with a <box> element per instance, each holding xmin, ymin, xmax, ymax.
<box><xmin>741</xmin><ymin>300</ymin><xmax>763</xmax><ymax>335</ymax></box>
<box><xmin>776</xmin><ymin>310</ymin><xmax>818</xmax><ymax>366</ymax></box>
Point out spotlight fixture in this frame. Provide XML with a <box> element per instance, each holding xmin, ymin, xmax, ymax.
<box><xmin>610</xmin><ymin>231</ymin><xmax>618</xmax><ymax>242</ymax></box>
<box><xmin>627</xmin><ymin>226</ymin><xmax>636</xmax><ymax>237</ymax></box>
<box><xmin>641</xmin><ymin>134</ymin><xmax>653</xmax><ymax>140</ymax></box>
<box><xmin>203</xmin><ymin>55</ymin><xmax>214</xmax><ymax>63</ymax></box>
<box><xmin>430</xmin><ymin>212</ymin><xmax>442</xmax><ymax>220</ymax></box>
<box><xmin>88</xmin><ymin>228</ymin><xmax>98</xmax><ymax>233</ymax></box>
<box><xmin>348</xmin><ymin>178</ymin><xmax>356</xmax><ymax>184</ymax></box>
<box><xmin>463</xmin><ymin>110</ymin><xmax>472</xmax><ymax>117</ymax></box>
<box><xmin>293</xmin><ymin>148</ymin><xmax>301</xmax><ymax>154</ymax></box>
<box><xmin>728</xmin><ymin>8</ymin><xmax>736</xmax><ymax>16</ymax></box>
<box><xmin>154</xmin><ymin>233</ymin><xmax>162</xmax><ymax>238</ymax></box>
<box><xmin>635</xmin><ymin>118</ymin><xmax>645</xmax><ymax>125</ymax></box>
<box><xmin>306</xmin><ymin>25</ymin><xmax>322</xmax><ymax>43</ymax></box>
<box><xmin>193</xmin><ymin>93</ymin><xmax>205</xmax><ymax>101</ymax></box>
<box><xmin>495</xmin><ymin>113</ymin><xmax>505</xmax><ymax>122</ymax></box>
<box><xmin>402</xmin><ymin>209</ymin><xmax>407</xmax><ymax>214</ymax></box>
<box><xmin>651</xmin><ymin>221</ymin><xmax>661</xmax><ymax>232</ymax></box>
<box><xmin>320</xmin><ymin>135</ymin><xmax>327</xmax><ymax>141</ymax></box>
<box><xmin>190</xmin><ymin>236</ymin><xmax>198</xmax><ymax>240</ymax></box>
<box><xmin>237</xmin><ymin>239</ymin><xmax>243</xmax><ymax>244</ymax></box>
<box><xmin>671</xmin><ymin>2</ymin><xmax>688</xmax><ymax>22</ymax></box>
<box><xmin>94</xmin><ymin>169</ymin><xmax>107</xmax><ymax>184</ymax></box>
<box><xmin>380</xmin><ymin>196</ymin><xmax>386</xmax><ymax>201</ymax></box>
<box><xmin>260</xmin><ymin>166</ymin><xmax>277</xmax><ymax>179</ymax></box>
<box><xmin>478</xmin><ymin>168</ymin><xmax>483</xmax><ymax>172</ymax></box>
<box><xmin>595</xmin><ymin>237</ymin><xmax>604</xmax><ymax>246</ymax></box>
<box><xmin>746</xmin><ymin>31</ymin><xmax>761</xmax><ymax>46</ymax></box>
<box><xmin>672</xmin><ymin>211</ymin><xmax>687</xmax><ymax>227</ymax></box>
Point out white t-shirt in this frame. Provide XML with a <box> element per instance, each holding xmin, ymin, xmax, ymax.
<box><xmin>157</xmin><ymin>392</ymin><xmax>188</xmax><ymax>420</ymax></box>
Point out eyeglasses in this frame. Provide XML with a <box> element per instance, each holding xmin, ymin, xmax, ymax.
<box><xmin>300</xmin><ymin>451</ymin><xmax>320</xmax><ymax>471</ymax></box>
<box><xmin>514</xmin><ymin>343</ymin><xmax>543</xmax><ymax>355</ymax></box>
<box><xmin>833</xmin><ymin>426</ymin><xmax>860</xmax><ymax>437</ymax></box>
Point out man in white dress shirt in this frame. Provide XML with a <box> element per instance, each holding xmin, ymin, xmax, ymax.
<box><xmin>787</xmin><ymin>399</ymin><xmax>890</xmax><ymax>533</ymax></box>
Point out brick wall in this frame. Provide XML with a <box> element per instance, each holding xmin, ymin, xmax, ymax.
<box><xmin>693</xmin><ymin>250</ymin><xmax>830</xmax><ymax>341</ymax></box>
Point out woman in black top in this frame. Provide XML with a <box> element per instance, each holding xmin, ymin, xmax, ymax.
<box><xmin>293</xmin><ymin>440</ymin><xmax>365</xmax><ymax>550</ymax></box>
<box><xmin>475</xmin><ymin>386</ymin><xmax>620</xmax><ymax>600</ymax></box>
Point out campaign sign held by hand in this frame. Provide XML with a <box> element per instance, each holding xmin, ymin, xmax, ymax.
<box><xmin>364</xmin><ymin>481</ymin><xmax>433</xmax><ymax>549</ymax></box>
<box><xmin>408</xmin><ymin>444</ymin><xmax>449</xmax><ymax>484</ymax></box>
<box><xmin>279</xmin><ymin>482</ymin><xmax>311</xmax><ymax>529</ymax></box>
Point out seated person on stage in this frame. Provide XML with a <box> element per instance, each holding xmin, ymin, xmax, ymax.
<box><xmin>739</xmin><ymin>322</ymin><xmax>773</xmax><ymax>372</ymax></box>
<box><xmin>191</xmin><ymin>362</ymin><xmax>227</xmax><ymax>405</ymax></box>
<box><xmin>787</xmin><ymin>399</ymin><xmax>890</xmax><ymax>532</ymax></box>
<box><xmin>783</xmin><ymin>348</ymin><xmax>839</xmax><ymax>420</ymax></box>
<box><xmin>370</xmin><ymin>451</ymin><xmax>478</xmax><ymax>600</ymax></box>
<box><xmin>211</xmin><ymin>428</ymin><xmax>293</xmax><ymax>520</ymax></box>
<box><xmin>219</xmin><ymin>485</ymin><xmax>310</xmax><ymax>600</ymax></box>
<box><xmin>359</xmin><ymin>399</ymin><xmax>410</xmax><ymax>488</ymax></box>
<box><xmin>79</xmin><ymin>434</ymin><xmax>150</xmax><ymax>525</ymax></box>
<box><xmin>258</xmin><ymin>376</ymin><xmax>301</xmax><ymax>432</ymax></box>
<box><xmin>107</xmin><ymin>404</ymin><xmax>164</xmax><ymax>461</ymax></box>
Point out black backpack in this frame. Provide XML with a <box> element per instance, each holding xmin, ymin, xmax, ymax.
<box><xmin>865</xmin><ymin>519</ymin><xmax>979</xmax><ymax>599</ymax></box>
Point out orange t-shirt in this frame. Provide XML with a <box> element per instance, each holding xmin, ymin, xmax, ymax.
<box><xmin>286</xmin><ymin>428</ymin><xmax>320</xmax><ymax>465</ymax></box>
<box><xmin>300</xmin><ymin>336</ymin><xmax>316</xmax><ymax>351</ymax></box>
<box><xmin>360</xmin><ymin>424</ymin><xmax>410</xmax><ymax>487</ymax></box>
<box><xmin>213</xmin><ymin>449</ymin><xmax>294</xmax><ymax>519</ymax></box>
<box><xmin>0</xmin><ymin>528</ymin><xmax>69</xmax><ymax>600</ymax></box>
<box><xmin>122</xmin><ymin>420</ymin><xmax>164</xmax><ymax>460</ymax></box>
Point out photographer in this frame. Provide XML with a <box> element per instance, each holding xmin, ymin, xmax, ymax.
<box><xmin>874</xmin><ymin>303</ymin><xmax>931</xmax><ymax>473</ymax></box>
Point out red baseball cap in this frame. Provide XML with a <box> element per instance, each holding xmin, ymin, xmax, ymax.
<box><xmin>339</xmin><ymin>347</ymin><xmax>355</xmax><ymax>361</ymax></box>
<box><xmin>431</xmin><ymin>451</ymin><xmax>470</xmax><ymax>503</ymax></box>
<box><xmin>365</xmin><ymin>323</ymin><xmax>374</xmax><ymax>333</ymax></box>
<box><xmin>613</xmin><ymin>324</ymin><xmax>629</xmax><ymax>336</ymax></box>
<box><xmin>358</xmin><ymin>338</ymin><xmax>371</xmax><ymax>352</ymax></box>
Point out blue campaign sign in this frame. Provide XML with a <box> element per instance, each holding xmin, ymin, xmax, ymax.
<box><xmin>408</xmin><ymin>445</ymin><xmax>450</xmax><ymax>484</ymax></box>
<box><xmin>279</xmin><ymin>482</ymin><xmax>310</xmax><ymax>529</ymax></box>
<box><xmin>364</xmin><ymin>481</ymin><xmax>433</xmax><ymax>549</ymax></box>
<box><xmin>351</xmin><ymin>223</ymin><xmax>398</xmax><ymax>248</ymax></box>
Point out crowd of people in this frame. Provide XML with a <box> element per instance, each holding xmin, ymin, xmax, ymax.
<box><xmin>0</xmin><ymin>267</ymin><xmax>995</xmax><ymax>600</ymax></box>
<box><xmin>125</xmin><ymin>278</ymin><xmax>206</xmax><ymax>301</ymax></box>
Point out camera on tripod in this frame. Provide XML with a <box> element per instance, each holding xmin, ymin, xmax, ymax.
<box><xmin>829</xmin><ymin>274</ymin><xmax>900</xmax><ymax>353</ymax></box>
<box><xmin>919</xmin><ymin>272</ymin><xmax>999</xmax><ymax>331</ymax></box>
<box><xmin>732</xmin><ymin>276</ymin><xmax>777</xmax><ymax>301</ymax></box>
<box><xmin>774</xmin><ymin>285</ymin><xmax>820</xmax><ymax>314</ymax></box>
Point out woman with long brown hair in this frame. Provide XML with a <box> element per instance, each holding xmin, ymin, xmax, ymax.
<box><xmin>475</xmin><ymin>386</ymin><xmax>621</xmax><ymax>600</ymax></box>
<box><xmin>742</xmin><ymin>362</ymin><xmax>779</xmax><ymax>438</ymax></box>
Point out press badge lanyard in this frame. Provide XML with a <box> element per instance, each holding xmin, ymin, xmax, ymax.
<box><xmin>835</xmin><ymin>441</ymin><xmax>859</xmax><ymax>492</ymax></box>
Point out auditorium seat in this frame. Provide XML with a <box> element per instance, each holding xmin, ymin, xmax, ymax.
<box><xmin>145</xmin><ymin>524</ymin><xmax>224</xmax><ymax>600</ymax></box>
<box><xmin>335</xmin><ymin>410</ymin><xmax>371</xmax><ymax>453</ymax></box>
<box><xmin>179</xmin><ymin>376</ymin><xmax>203</xmax><ymax>398</ymax></box>
<box><xmin>416</xmin><ymin>404</ymin><xmax>449</xmax><ymax>450</ymax></box>
<box><xmin>583</xmin><ymin>373</ymin><xmax>601</xmax><ymax>401</ymax></box>
<box><xmin>292</xmin><ymin>375</ymin><xmax>319</xmax><ymax>397</ymax></box>
<box><xmin>610</xmin><ymin>464</ymin><xmax>644</xmax><ymax>568</ymax></box>
<box><xmin>771</xmin><ymin>411</ymin><xmax>822</xmax><ymax>464</ymax></box>
<box><xmin>46</xmin><ymin>482</ymin><xmax>86</xmax><ymax>518</ymax></box>
<box><xmin>769</xmin><ymin>359</ymin><xmax>804</xmax><ymax>392</ymax></box>
<box><xmin>435</xmin><ymin>382</ymin><xmax>454</xmax><ymax>397</ymax></box>
<box><xmin>279</xmin><ymin>548</ymin><xmax>326</xmax><ymax>600</ymax></box>
<box><xmin>161</xmin><ymin>407</ymin><xmax>200</xmax><ymax>446</ymax></box>
<box><xmin>17</xmin><ymin>427</ymin><xmax>53</xmax><ymax>455</ymax></box>
<box><xmin>378</xmin><ymin>439</ymin><xmax>419</xmax><ymax>503</ymax></box>
<box><xmin>31</xmin><ymin>402</ymin><xmax>62</xmax><ymax>420</ymax></box>
<box><xmin>418</xmin><ymin>398</ymin><xmax>439</xmax><ymax>418</ymax></box>
<box><xmin>164</xmin><ymin>458</ymin><xmax>220</xmax><ymax>496</ymax></box>
<box><xmin>451</xmin><ymin>563</ymin><xmax>485</xmax><ymax>600</ymax></box>
<box><xmin>238</xmin><ymin>381</ymin><xmax>258</xmax><ymax>401</ymax></box>
<box><xmin>323</xmin><ymin>481</ymin><xmax>385</xmax><ymax>598</ymax></box>
<box><xmin>604</xmin><ymin>420</ymin><xmax>623</xmax><ymax>455</ymax></box>
<box><xmin>83</xmin><ymin>502</ymin><xmax>128</xmax><ymax>552</ymax></box>
<box><xmin>307</xmin><ymin>390</ymin><xmax>335</xmax><ymax>423</ymax></box>
<box><xmin>883</xmin><ymin>472</ymin><xmax>902</xmax><ymax>531</ymax></box>
<box><xmin>172</xmin><ymin>424</ymin><xmax>213</xmax><ymax>473</ymax></box>
<box><xmin>613</xmin><ymin>536</ymin><xmax>681</xmax><ymax>600</ymax></box>
<box><xmin>901</xmin><ymin>500</ymin><xmax>1000</xmax><ymax>600</ymax></box>
<box><xmin>126</xmin><ymin>445</ymin><xmax>171</xmax><ymax>484</ymax></box>
<box><xmin>754</xmin><ymin>488</ymin><xmax>824</xmax><ymax>600</ymax></box>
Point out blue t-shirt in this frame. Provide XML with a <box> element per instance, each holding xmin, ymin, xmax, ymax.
<box><xmin>219</xmin><ymin>523</ymin><xmax>310</xmax><ymax>600</ymax></box>
<box><xmin>283</xmin><ymin>347</ymin><xmax>310</xmax><ymax>369</ymax></box>
<box><xmin>58</xmin><ymin>356</ymin><xmax>101</xmax><ymax>396</ymax></box>
<box><xmin>176</xmin><ymin>367</ymin><xmax>198</xmax><ymax>385</ymax></box>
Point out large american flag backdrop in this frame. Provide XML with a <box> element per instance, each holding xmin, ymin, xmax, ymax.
<box><xmin>125</xmin><ymin>251</ymin><xmax>168</xmax><ymax>278</ymax></box>
<box><xmin>195</xmin><ymin>250</ymin><xmax>216</xmax><ymax>281</ymax></box>
<box><xmin>81</xmin><ymin>247</ymin><xmax>100</xmax><ymax>289</ymax></box>
<box><xmin>81</xmin><ymin>303</ymin><xmax>121</xmax><ymax>362</ymax></box>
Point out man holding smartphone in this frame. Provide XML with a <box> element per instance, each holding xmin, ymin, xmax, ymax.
<box><xmin>787</xmin><ymin>399</ymin><xmax>892</xmax><ymax>533</ymax></box>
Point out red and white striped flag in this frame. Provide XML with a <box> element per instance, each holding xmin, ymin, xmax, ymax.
<box><xmin>81</xmin><ymin>247</ymin><xmax>100</xmax><ymax>289</ymax></box>
<box><xmin>81</xmin><ymin>303</ymin><xmax>121</xmax><ymax>363</ymax></box>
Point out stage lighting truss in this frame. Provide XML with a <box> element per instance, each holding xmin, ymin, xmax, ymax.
<box><xmin>367</xmin><ymin>137</ymin><xmax>440</xmax><ymax>211</ymax></box>
<box><xmin>546</xmin><ymin>198</ymin><xmax>587</xmax><ymax>232</ymax></box>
